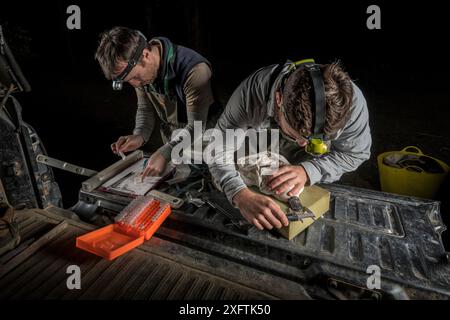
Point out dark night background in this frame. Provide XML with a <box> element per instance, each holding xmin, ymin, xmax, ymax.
<box><xmin>1</xmin><ymin>0</ymin><xmax>449</xmax><ymax>216</ymax></box>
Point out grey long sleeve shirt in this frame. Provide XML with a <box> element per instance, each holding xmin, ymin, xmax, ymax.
<box><xmin>208</xmin><ymin>64</ymin><xmax>372</xmax><ymax>204</ymax></box>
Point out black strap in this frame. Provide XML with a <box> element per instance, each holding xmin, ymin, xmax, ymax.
<box><xmin>114</xmin><ymin>32</ymin><xmax>148</xmax><ymax>81</ymax></box>
<box><xmin>307</xmin><ymin>65</ymin><xmax>326</xmax><ymax>136</ymax></box>
<box><xmin>268</xmin><ymin>61</ymin><xmax>326</xmax><ymax>137</ymax></box>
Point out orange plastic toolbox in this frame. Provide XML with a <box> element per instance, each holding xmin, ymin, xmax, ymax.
<box><xmin>76</xmin><ymin>196</ymin><xmax>171</xmax><ymax>260</ymax></box>
<box><xmin>76</xmin><ymin>224</ymin><xmax>144</xmax><ymax>261</ymax></box>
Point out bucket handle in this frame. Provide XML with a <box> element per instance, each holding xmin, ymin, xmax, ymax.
<box><xmin>401</xmin><ymin>146</ymin><xmax>424</xmax><ymax>155</ymax></box>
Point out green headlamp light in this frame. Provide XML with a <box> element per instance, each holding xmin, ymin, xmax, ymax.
<box><xmin>305</xmin><ymin>137</ymin><xmax>329</xmax><ymax>156</ymax></box>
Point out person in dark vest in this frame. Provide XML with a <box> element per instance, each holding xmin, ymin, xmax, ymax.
<box><xmin>95</xmin><ymin>26</ymin><xmax>220</xmax><ymax>177</ymax></box>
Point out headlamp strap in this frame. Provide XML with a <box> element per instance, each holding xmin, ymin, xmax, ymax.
<box><xmin>291</xmin><ymin>59</ymin><xmax>326</xmax><ymax>138</ymax></box>
<box><xmin>115</xmin><ymin>31</ymin><xmax>147</xmax><ymax>81</ymax></box>
<box><xmin>308</xmin><ymin>65</ymin><xmax>326</xmax><ymax>137</ymax></box>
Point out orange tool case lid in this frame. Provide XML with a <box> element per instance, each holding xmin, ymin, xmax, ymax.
<box><xmin>76</xmin><ymin>197</ymin><xmax>171</xmax><ymax>260</ymax></box>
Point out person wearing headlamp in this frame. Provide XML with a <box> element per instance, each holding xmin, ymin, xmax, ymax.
<box><xmin>208</xmin><ymin>60</ymin><xmax>371</xmax><ymax>231</ymax></box>
<box><xmin>95</xmin><ymin>26</ymin><xmax>219</xmax><ymax>177</ymax></box>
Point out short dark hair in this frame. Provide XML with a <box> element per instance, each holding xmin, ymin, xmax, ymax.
<box><xmin>95</xmin><ymin>26</ymin><xmax>143</xmax><ymax>80</ymax></box>
<box><xmin>282</xmin><ymin>61</ymin><xmax>354</xmax><ymax>137</ymax></box>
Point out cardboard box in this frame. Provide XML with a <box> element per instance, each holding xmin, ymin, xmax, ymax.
<box><xmin>274</xmin><ymin>185</ymin><xmax>330</xmax><ymax>240</ymax></box>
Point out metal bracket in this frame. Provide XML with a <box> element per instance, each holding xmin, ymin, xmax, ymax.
<box><xmin>36</xmin><ymin>154</ymin><xmax>97</xmax><ymax>177</ymax></box>
<box><xmin>148</xmin><ymin>189</ymin><xmax>184</xmax><ymax>209</ymax></box>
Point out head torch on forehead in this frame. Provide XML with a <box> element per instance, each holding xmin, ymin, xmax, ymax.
<box><xmin>112</xmin><ymin>31</ymin><xmax>148</xmax><ymax>91</ymax></box>
<box><xmin>280</xmin><ymin>59</ymin><xmax>330</xmax><ymax>157</ymax></box>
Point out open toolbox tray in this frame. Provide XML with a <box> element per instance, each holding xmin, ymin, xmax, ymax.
<box><xmin>76</xmin><ymin>196</ymin><xmax>171</xmax><ymax>260</ymax></box>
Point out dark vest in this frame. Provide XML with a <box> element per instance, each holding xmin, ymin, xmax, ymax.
<box><xmin>150</xmin><ymin>37</ymin><xmax>212</xmax><ymax>124</ymax></box>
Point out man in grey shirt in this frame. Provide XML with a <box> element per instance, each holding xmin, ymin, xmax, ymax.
<box><xmin>208</xmin><ymin>60</ymin><xmax>371</xmax><ymax>230</ymax></box>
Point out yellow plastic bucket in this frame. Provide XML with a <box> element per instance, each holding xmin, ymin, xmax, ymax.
<box><xmin>377</xmin><ymin>146</ymin><xmax>449</xmax><ymax>199</ymax></box>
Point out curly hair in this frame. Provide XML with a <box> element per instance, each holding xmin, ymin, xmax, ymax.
<box><xmin>282</xmin><ymin>61</ymin><xmax>353</xmax><ymax>137</ymax></box>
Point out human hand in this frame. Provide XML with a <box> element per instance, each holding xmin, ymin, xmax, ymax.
<box><xmin>141</xmin><ymin>151</ymin><xmax>168</xmax><ymax>179</ymax></box>
<box><xmin>111</xmin><ymin>135</ymin><xmax>145</xmax><ymax>154</ymax></box>
<box><xmin>266</xmin><ymin>165</ymin><xmax>309</xmax><ymax>197</ymax></box>
<box><xmin>233</xmin><ymin>188</ymin><xmax>289</xmax><ymax>230</ymax></box>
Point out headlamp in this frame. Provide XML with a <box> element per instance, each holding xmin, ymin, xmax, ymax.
<box><xmin>111</xmin><ymin>31</ymin><xmax>147</xmax><ymax>90</ymax></box>
<box><xmin>112</xmin><ymin>79</ymin><xmax>124</xmax><ymax>91</ymax></box>
<box><xmin>279</xmin><ymin>59</ymin><xmax>329</xmax><ymax>157</ymax></box>
<box><xmin>305</xmin><ymin>137</ymin><xmax>330</xmax><ymax>156</ymax></box>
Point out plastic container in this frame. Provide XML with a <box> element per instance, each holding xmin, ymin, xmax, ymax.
<box><xmin>76</xmin><ymin>225</ymin><xmax>144</xmax><ymax>261</ymax></box>
<box><xmin>377</xmin><ymin>146</ymin><xmax>449</xmax><ymax>199</ymax></box>
<box><xmin>114</xmin><ymin>197</ymin><xmax>171</xmax><ymax>240</ymax></box>
<box><xmin>76</xmin><ymin>197</ymin><xmax>172</xmax><ymax>260</ymax></box>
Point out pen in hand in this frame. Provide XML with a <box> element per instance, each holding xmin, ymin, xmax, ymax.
<box><xmin>141</xmin><ymin>158</ymin><xmax>149</xmax><ymax>182</ymax></box>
